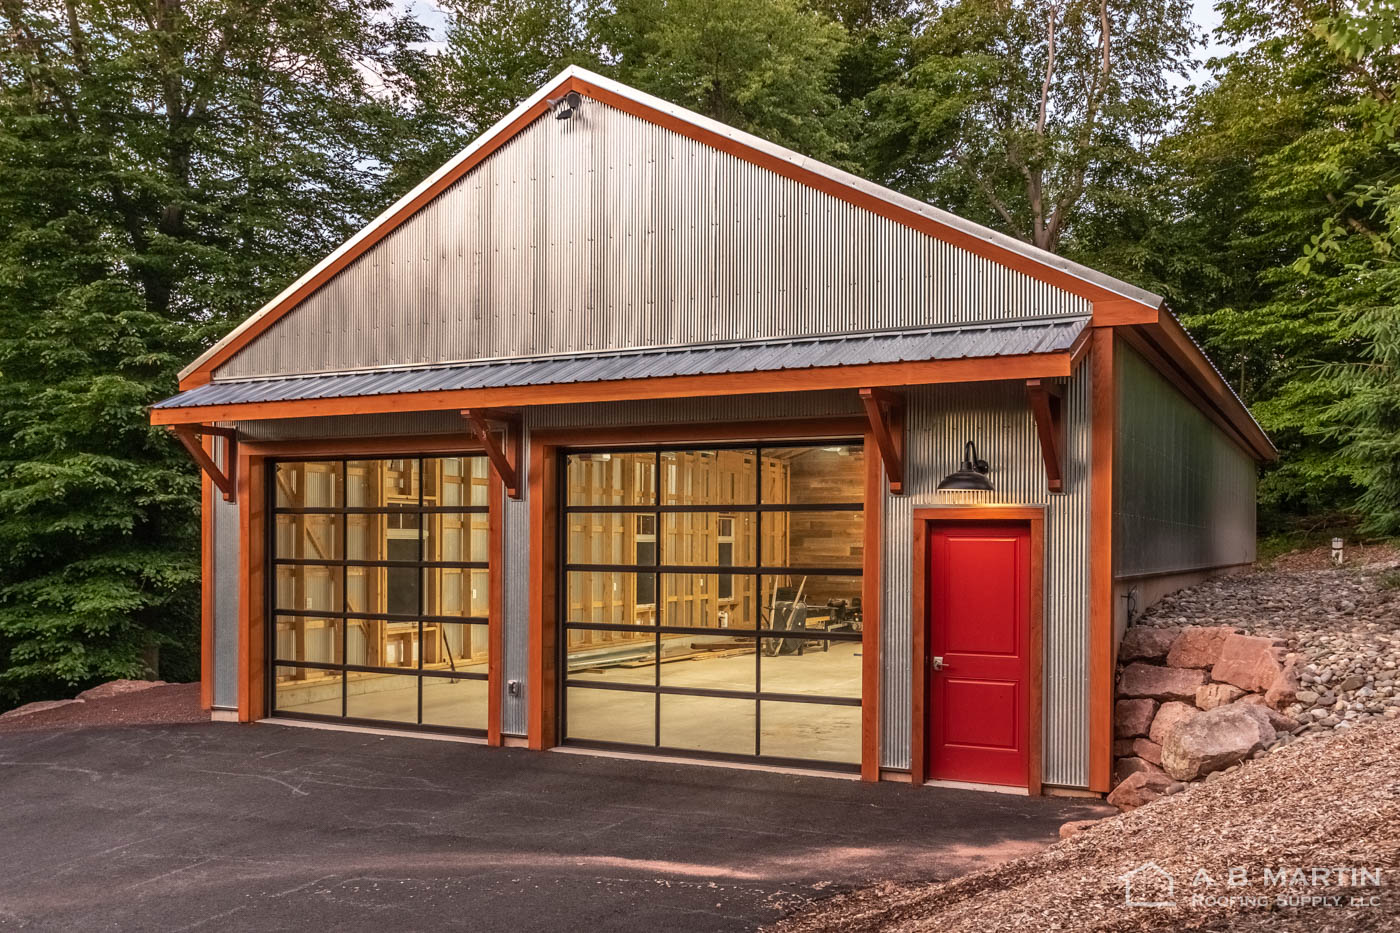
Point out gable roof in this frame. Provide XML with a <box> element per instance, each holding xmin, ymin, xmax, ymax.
<box><xmin>167</xmin><ymin>67</ymin><xmax>1272</xmax><ymax>460</ymax></box>
<box><xmin>178</xmin><ymin>66</ymin><xmax>1162</xmax><ymax>389</ymax></box>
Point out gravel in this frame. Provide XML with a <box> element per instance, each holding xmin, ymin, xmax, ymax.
<box><xmin>1130</xmin><ymin>559</ymin><xmax>1400</xmax><ymax>734</ymax></box>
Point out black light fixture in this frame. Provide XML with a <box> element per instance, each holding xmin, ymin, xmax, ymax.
<box><xmin>552</xmin><ymin>90</ymin><xmax>582</xmax><ymax>120</ymax></box>
<box><xmin>936</xmin><ymin>440</ymin><xmax>993</xmax><ymax>492</ymax></box>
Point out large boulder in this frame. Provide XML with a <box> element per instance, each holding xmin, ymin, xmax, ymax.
<box><xmin>1211</xmin><ymin>634</ymin><xmax>1287</xmax><ymax>692</ymax></box>
<box><xmin>76</xmin><ymin>678</ymin><xmax>166</xmax><ymax>701</ymax></box>
<box><xmin>1264</xmin><ymin>654</ymin><xmax>1302</xmax><ymax>710</ymax></box>
<box><xmin>1236</xmin><ymin>694</ymin><xmax>1300</xmax><ymax>732</ymax></box>
<box><xmin>1115</xmin><ymin>697</ymin><xmax>1159</xmax><ymax>737</ymax></box>
<box><xmin>1112</xmin><ymin>756</ymin><xmax>1165</xmax><ymax>787</ymax></box>
<box><xmin>1119</xmin><ymin>626</ymin><xmax>1179</xmax><ymax>663</ymax></box>
<box><xmin>1148</xmin><ymin>701</ymin><xmax>1199</xmax><ymax>746</ymax></box>
<box><xmin>1106</xmin><ymin>770</ymin><xmax>1178</xmax><ymax>811</ymax></box>
<box><xmin>1131</xmin><ymin>737</ymin><xmax>1163</xmax><ymax>765</ymax></box>
<box><xmin>1119</xmin><ymin>663</ymin><xmax>1207</xmax><ymax>702</ymax></box>
<box><xmin>1166</xmin><ymin>626</ymin><xmax>1239</xmax><ymax>670</ymax></box>
<box><xmin>1160</xmin><ymin>703</ymin><xmax>1276</xmax><ymax>781</ymax></box>
<box><xmin>1195</xmin><ymin>683</ymin><xmax>1245</xmax><ymax>710</ymax></box>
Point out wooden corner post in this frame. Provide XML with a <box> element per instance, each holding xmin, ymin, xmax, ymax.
<box><xmin>1088</xmin><ymin>329</ymin><xmax>1116</xmax><ymax>793</ymax></box>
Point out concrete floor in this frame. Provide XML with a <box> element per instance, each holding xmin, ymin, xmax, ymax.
<box><xmin>0</xmin><ymin>722</ymin><xmax>1111</xmax><ymax>932</ymax></box>
<box><xmin>280</xmin><ymin>643</ymin><xmax>861</xmax><ymax>763</ymax></box>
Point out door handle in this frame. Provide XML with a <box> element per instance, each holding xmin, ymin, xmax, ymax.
<box><xmin>932</xmin><ymin>656</ymin><xmax>947</xmax><ymax>671</ymax></box>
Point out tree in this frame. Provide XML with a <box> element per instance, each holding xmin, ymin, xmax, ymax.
<box><xmin>0</xmin><ymin>0</ymin><xmax>430</xmax><ymax>707</ymax></box>
<box><xmin>604</xmin><ymin>0</ymin><xmax>854</xmax><ymax>163</ymax></box>
<box><xmin>1139</xmin><ymin>0</ymin><xmax>1400</xmax><ymax>531</ymax></box>
<box><xmin>426</xmin><ymin>0</ymin><xmax>605</xmax><ymax>141</ymax></box>
<box><xmin>1304</xmin><ymin>0</ymin><xmax>1400</xmax><ymax>535</ymax></box>
<box><xmin>864</xmin><ymin>0</ymin><xmax>1194</xmax><ymax>253</ymax></box>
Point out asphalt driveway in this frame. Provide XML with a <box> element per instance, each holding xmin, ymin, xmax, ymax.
<box><xmin>0</xmin><ymin>722</ymin><xmax>1110</xmax><ymax>931</ymax></box>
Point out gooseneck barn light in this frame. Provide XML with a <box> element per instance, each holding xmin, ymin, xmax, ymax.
<box><xmin>552</xmin><ymin>90</ymin><xmax>583</xmax><ymax>120</ymax></box>
<box><xmin>936</xmin><ymin>440</ymin><xmax>993</xmax><ymax>492</ymax></box>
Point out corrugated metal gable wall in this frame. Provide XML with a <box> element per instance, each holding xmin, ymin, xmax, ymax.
<box><xmin>214</xmin><ymin>101</ymin><xmax>1091</xmax><ymax>380</ymax></box>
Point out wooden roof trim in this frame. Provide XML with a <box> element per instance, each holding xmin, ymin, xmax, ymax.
<box><xmin>178</xmin><ymin>67</ymin><xmax>1162</xmax><ymax>390</ymax></box>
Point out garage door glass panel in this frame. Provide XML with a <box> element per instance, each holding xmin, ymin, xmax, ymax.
<box><xmin>274</xmin><ymin>665</ymin><xmax>342</xmax><ymax>716</ymax></box>
<box><xmin>760</xmin><ymin>701</ymin><xmax>860</xmax><ymax>763</ymax></box>
<box><xmin>760</xmin><ymin>511</ymin><xmax>863</xmax><ymax>569</ymax></box>
<box><xmin>566</xmin><ymin>631</ymin><xmax>657</xmax><ymax>687</ymax></box>
<box><xmin>275</xmin><ymin>513</ymin><xmax>343</xmax><ymax>560</ymax></box>
<box><xmin>275</xmin><ymin>564</ymin><xmax>342</xmax><ymax>614</ymax></box>
<box><xmin>345</xmin><ymin>672</ymin><xmax>419</xmax><ymax>723</ymax></box>
<box><xmin>660</xmin><ymin>512</ymin><xmax>755</xmax><ymax>566</ymax></box>
<box><xmin>275</xmin><ymin>616</ymin><xmax>341</xmax><ymax>667</ymax></box>
<box><xmin>760</xmin><ymin>638</ymin><xmax>861</xmax><ymax>699</ymax></box>
<box><xmin>660</xmin><ymin>573</ymin><xmax>758</xmax><ymax>629</ymax></box>
<box><xmin>269</xmin><ymin>455</ymin><xmax>491</xmax><ymax>736</ymax></box>
<box><xmin>566</xmin><ymin>687</ymin><xmax>656</xmax><ymax>745</ymax></box>
<box><xmin>275</xmin><ymin>461</ymin><xmax>342</xmax><ymax>509</ymax></box>
<box><xmin>659</xmin><ymin>695</ymin><xmax>754</xmax><ymax>755</ymax></box>
<box><xmin>421</xmin><ymin>675</ymin><xmax>488</xmax><ymax>729</ymax></box>
<box><xmin>761</xmin><ymin>446</ymin><xmax>864</xmax><ymax>504</ymax></box>
<box><xmin>659</xmin><ymin>635</ymin><xmax>755</xmax><ymax>692</ymax></box>
<box><xmin>567</xmin><ymin>452</ymin><xmax>656</xmax><ymax>507</ymax></box>
<box><xmin>561</xmin><ymin>441</ymin><xmax>863</xmax><ymax>770</ymax></box>
<box><xmin>660</xmin><ymin>449</ymin><xmax>757</xmax><ymax>505</ymax></box>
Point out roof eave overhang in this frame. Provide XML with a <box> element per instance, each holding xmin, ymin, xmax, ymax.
<box><xmin>153</xmin><ymin>349</ymin><xmax>1077</xmax><ymax>426</ymax></box>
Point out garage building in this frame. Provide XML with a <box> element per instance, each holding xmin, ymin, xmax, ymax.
<box><xmin>150</xmin><ymin>68</ymin><xmax>1274</xmax><ymax>794</ymax></box>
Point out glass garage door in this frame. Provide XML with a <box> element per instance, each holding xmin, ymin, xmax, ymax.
<box><xmin>561</xmin><ymin>442</ymin><xmax>865</xmax><ymax>769</ymax></box>
<box><xmin>269</xmin><ymin>456</ymin><xmax>491</xmax><ymax>733</ymax></box>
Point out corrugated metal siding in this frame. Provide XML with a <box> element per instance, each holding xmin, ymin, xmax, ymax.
<box><xmin>213</xmin><ymin>100</ymin><xmax>1092</xmax><ymax>381</ymax></box>
<box><xmin>220</xmin><ymin>386</ymin><xmax>1093</xmax><ymax>784</ymax></box>
<box><xmin>881</xmin><ymin>374</ymin><xmax>1092</xmax><ymax>785</ymax></box>
<box><xmin>1115</xmin><ymin>341</ymin><xmax>1257</xmax><ymax>576</ymax></box>
<box><xmin>211</xmin><ymin>437</ymin><xmax>240</xmax><ymax>709</ymax></box>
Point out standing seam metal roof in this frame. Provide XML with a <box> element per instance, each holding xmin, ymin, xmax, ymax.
<box><xmin>152</xmin><ymin>316</ymin><xmax>1088</xmax><ymax>410</ymax></box>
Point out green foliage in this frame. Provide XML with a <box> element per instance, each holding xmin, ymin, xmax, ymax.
<box><xmin>862</xmin><ymin>0</ymin><xmax>1194</xmax><ymax>252</ymax></box>
<box><xmin>0</xmin><ymin>0</ymin><xmax>430</xmax><ymax>706</ymax></box>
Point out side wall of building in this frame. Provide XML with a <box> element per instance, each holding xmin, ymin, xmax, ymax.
<box><xmin>1112</xmin><ymin>340</ymin><xmax>1257</xmax><ymax>637</ymax></box>
<box><xmin>209</xmin><ymin>377</ymin><xmax>1097</xmax><ymax>787</ymax></box>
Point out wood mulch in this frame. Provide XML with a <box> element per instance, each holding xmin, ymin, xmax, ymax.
<box><xmin>0</xmin><ymin>682</ymin><xmax>205</xmax><ymax>734</ymax></box>
<box><xmin>769</xmin><ymin>717</ymin><xmax>1399</xmax><ymax>932</ymax></box>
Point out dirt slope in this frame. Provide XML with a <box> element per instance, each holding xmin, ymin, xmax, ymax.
<box><xmin>773</xmin><ymin>718</ymin><xmax>1400</xmax><ymax>932</ymax></box>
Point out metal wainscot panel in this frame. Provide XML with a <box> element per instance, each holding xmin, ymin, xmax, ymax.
<box><xmin>211</xmin><ymin>437</ymin><xmax>241</xmax><ymax>710</ymax></box>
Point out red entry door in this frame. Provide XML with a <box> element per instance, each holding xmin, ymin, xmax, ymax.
<box><xmin>927</xmin><ymin>523</ymin><xmax>1030</xmax><ymax>787</ymax></box>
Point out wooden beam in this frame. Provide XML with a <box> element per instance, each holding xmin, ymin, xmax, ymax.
<box><xmin>1088</xmin><ymin>328</ymin><xmax>1115</xmax><ymax>793</ymax></box>
<box><xmin>1025</xmin><ymin>379</ymin><xmax>1065</xmax><ymax>493</ymax></box>
<box><xmin>462</xmin><ymin>409</ymin><xmax>522</xmax><ymax>499</ymax></box>
<box><xmin>169</xmin><ymin>425</ymin><xmax>236</xmax><ymax>501</ymax></box>
<box><xmin>152</xmin><ymin>351</ymin><xmax>1075</xmax><ymax>426</ymax></box>
<box><xmin>858</xmin><ymin>388</ymin><xmax>905</xmax><ymax>495</ymax></box>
